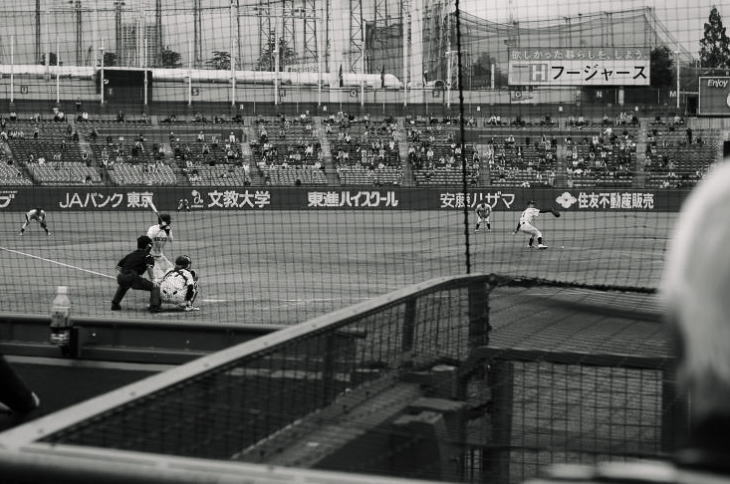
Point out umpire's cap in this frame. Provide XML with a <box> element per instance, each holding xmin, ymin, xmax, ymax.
<box><xmin>158</xmin><ymin>213</ymin><xmax>172</xmax><ymax>225</ymax></box>
<box><xmin>527</xmin><ymin>200</ymin><xmax>536</xmax><ymax>206</ymax></box>
<box><xmin>137</xmin><ymin>235</ymin><xmax>153</xmax><ymax>249</ymax></box>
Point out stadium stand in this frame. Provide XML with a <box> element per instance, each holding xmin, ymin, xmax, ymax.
<box><xmin>326</xmin><ymin>113</ymin><xmax>404</xmax><ymax>185</ymax></box>
<box><xmin>0</xmin><ymin>162</ymin><xmax>33</xmax><ymax>186</ymax></box>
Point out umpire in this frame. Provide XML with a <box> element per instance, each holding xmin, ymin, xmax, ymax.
<box><xmin>111</xmin><ymin>235</ymin><xmax>162</xmax><ymax>312</ymax></box>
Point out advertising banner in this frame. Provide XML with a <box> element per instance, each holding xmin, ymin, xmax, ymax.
<box><xmin>698</xmin><ymin>76</ymin><xmax>730</xmax><ymax>116</ymax></box>
<box><xmin>508</xmin><ymin>47</ymin><xmax>650</xmax><ymax>86</ymax></box>
<box><xmin>1</xmin><ymin>187</ymin><xmax>688</xmax><ymax>212</ymax></box>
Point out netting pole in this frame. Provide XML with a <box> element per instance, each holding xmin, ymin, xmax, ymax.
<box><xmin>9</xmin><ymin>36</ymin><xmax>14</xmax><ymax>104</ymax></box>
<box><xmin>454</xmin><ymin>0</ymin><xmax>470</xmax><ymax>274</ymax></box>
<box><xmin>230</xmin><ymin>0</ymin><xmax>237</xmax><ymax>107</ymax></box>
<box><xmin>187</xmin><ymin>36</ymin><xmax>193</xmax><ymax>106</ymax></box>
<box><xmin>99</xmin><ymin>40</ymin><xmax>105</xmax><ymax>105</ymax></box>
<box><xmin>55</xmin><ymin>40</ymin><xmax>60</xmax><ymax>105</ymax></box>
<box><xmin>402</xmin><ymin>0</ymin><xmax>408</xmax><ymax>107</ymax></box>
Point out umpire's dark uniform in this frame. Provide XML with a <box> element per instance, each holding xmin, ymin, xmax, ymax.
<box><xmin>0</xmin><ymin>354</ymin><xmax>39</xmax><ymax>415</ymax></box>
<box><xmin>111</xmin><ymin>235</ymin><xmax>161</xmax><ymax>312</ymax></box>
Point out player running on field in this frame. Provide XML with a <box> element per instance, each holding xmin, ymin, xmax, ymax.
<box><xmin>159</xmin><ymin>255</ymin><xmax>200</xmax><ymax>311</ymax></box>
<box><xmin>474</xmin><ymin>202</ymin><xmax>492</xmax><ymax>232</ymax></box>
<box><xmin>513</xmin><ymin>200</ymin><xmax>560</xmax><ymax>249</ymax></box>
<box><xmin>19</xmin><ymin>208</ymin><xmax>51</xmax><ymax>236</ymax></box>
<box><xmin>146</xmin><ymin>213</ymin><xmax>174</xmax><ymax>283</ymax></box>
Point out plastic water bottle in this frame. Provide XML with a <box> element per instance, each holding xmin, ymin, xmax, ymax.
<box><xmin>50</xmin><ymin>286</ymin><xmax>71</xmax><ymax>347</ymax></box>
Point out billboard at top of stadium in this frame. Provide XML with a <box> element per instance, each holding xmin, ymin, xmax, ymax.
<box><xmin>508</xmin><ymin>47</ymin><xmax>651</xmax><ymax>86</ymax></box>
<box><xmin>698</xmin><ymin>77</ymin><xmax>730</xmax><ymax>116</ymax></box>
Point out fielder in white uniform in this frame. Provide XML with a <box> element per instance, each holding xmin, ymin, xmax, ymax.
<box><xmin>474</xmin><ymin>202</ymin><xmax>492</xmax><ymax>232</ymax></box>
<box><xmin>147</xmin><ymin>213</ymin><xmax>174</xmax><ymax>282</ymax></box>
<box><xmin>513</xmin><ymin>200</ymin><xmax>559</xmax><ymax>249</ymax></box>
<box><xmin>19</xmin><ymin>208</ymin><xmax>51</xmax><ymax>236</ymax></box>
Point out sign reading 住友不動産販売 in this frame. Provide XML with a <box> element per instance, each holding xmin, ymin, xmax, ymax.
<box><xmin>698</xmin><ymin>77</ymin><xmax>730</xmax><ymax>115</ymax></box>
<box><xmin>508</xmin><ymin>47</ymin><xmax>650</xmax><ymax>86</ymax></box>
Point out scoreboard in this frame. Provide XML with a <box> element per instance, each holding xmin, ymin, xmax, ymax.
<box><xmin>698</xmin><ymin>77</ymin><xmax>730</xmax><ymax>115</ymax></box>
<box><xmin>508</xmin><ymin>47</ymin><xmax>651</xmax><ymax>86</ymax></box>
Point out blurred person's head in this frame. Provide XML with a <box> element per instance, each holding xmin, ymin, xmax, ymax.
<box><xmin>661</xmin><ymin>161</ymin><xmax>730</xmax><ymax>422</ymax></box>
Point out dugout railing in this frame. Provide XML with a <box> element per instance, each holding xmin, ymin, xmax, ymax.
<box><xmin>0</xmin><ymin>273</ymin><xmax>683</xmax><ymax>484</ymax></box>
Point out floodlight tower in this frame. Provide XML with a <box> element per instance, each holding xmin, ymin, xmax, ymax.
<box><xmin>257</xmin><ymin>0</ymin><xmax>273</xmax><ymax>69</ymax></box>
<box><xmin>302</xmin><ymin>0</ymin><xmax>319</xmax><ymax>65</ymax></box>
<box><xmin>349</xmin><ymin>0</ymin><xmax>363</xmax><ymax>72</ymax></box>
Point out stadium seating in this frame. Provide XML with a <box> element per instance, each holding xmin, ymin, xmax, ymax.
<box><xmin>187</xmin><ymin>164</ymin><xmax>253</xmax><ymax>186</ymax></box>
<box><xmin>26</xmin><ymin>162</ymin><xmax>102</xmax><ymax>185</ymax></box>
<box><xmin>107</xmin><ymin>162</ymin><xmax>176</xmax><ymax>186</ymax></box>
<box><xmin>262</xmin><ymin>166</ymin><xmax>327</xmax><ymax>185</ymax></box>
<box><xmin>0</xmin><ymin>162</ymin><xmax>33</xmax><ymax>185</ymax></box>
<box><xmin>644</xmin><ymin>128</ymin><xmax>718</xmax><ymax>188</ymax></box>
<box><xmin>338</xmin><ymin>165</ymin><xmax>403</xmax><ymax>186</ymax></box>
<box><xmin>0</xmin><ymin>114</ymin><xmax>722</xmax><ymax>188</ymax></box>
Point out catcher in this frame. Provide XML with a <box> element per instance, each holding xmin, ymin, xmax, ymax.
<box><xmin>513</xmin><ymin>200</ymin><xmax>560</xmax><ymax>249</ymax></box>
<box><xmin>158</xmin><ymin>255</ymin><xmax>200</xmax><ymax>311</ymax></box>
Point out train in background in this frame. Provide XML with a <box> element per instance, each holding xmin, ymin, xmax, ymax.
<box><xmin>0</xmin><ymin>64</ymin><xmax>404</xmax><ymax>90</ymax></box>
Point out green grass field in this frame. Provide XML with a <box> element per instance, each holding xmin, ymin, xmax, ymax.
<box><xmin>0</xmin><ymin>210</ymin><xmax>676</xmax><ymax>325</ymax></box>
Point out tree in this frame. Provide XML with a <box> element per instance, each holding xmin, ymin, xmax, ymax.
<box><xmin>206</xmin><ymin>50</ymin><xmax>230</xmax><ymax>70</ymax></box>
<box><xmin>161</xmin><ymin>47</ymin><xmax>182</xmax><ymax>68</ymax></box>
<box><xmin>650</xmin><ymin>46</ymin><xmax>675</xmax><ymax>88</ymax></box>
<box><xmin>256</xmin><ymin>34</ymin><xmax>296</xmax><ymax>71</ymax></box>
<box><xmin>470</xmin><ymin>53</ymin><xmax>507</xmax><ymax>89</ymax></box>
<box><xmin>103</xmin><ymin>52</ymin><xmax>117</xmax><ymax>67</ymax></box>
<box><xmin>699</xmin><ymin>6</ymin><xmax>730</xmax><ymax>68</ymax></box>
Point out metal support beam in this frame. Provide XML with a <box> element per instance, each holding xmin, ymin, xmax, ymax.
<box><xmin>349</xmin><ymin>0</ymin><xmax>363</xmax><ymax>72</ymax></box>
<box><xmin>114</xmin><ymin>2</ymin><xmax>122</xmax><ymax>56</ymax></box>
<box><xmin>74</xmin><ymin>0</ymin><xmax>83</xmax><ymax>66</ymax></box>
<box><xmin>193</xmin><ymin>0</ymin><xmax>202</xmax><ymax>67</ymax></box>
<box><xmin>35</xmin><ymin>0</ymin><xmax>41</xmax><ymax>64</ymax></box>
<box><xmin>302</xmin><ymin>0</ymin><xmax>318</xmax><ymax>66</ymax></box>
<box><xmin>257</xmin><ymin>0</ymin><xmax>273</xmax><ymax>70</ymax></box>
<box><xmin>156</xmin><ymin>0</ymin><xmax>163</xmax><ymax>66</ymax></box>
<box><xmin>281</xmin><ymin>0</ymin><xmax>296</xmax><ymax>61</ymax></box>
<box><xmin>370</xmin><ymin>0</ymin><xmax>388</xmax><ymax>73</ymax></box>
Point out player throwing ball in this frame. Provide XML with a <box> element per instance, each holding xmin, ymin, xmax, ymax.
<box><xmin>19</xmin><ymin>208</ymin><xmax>51</xmax><ymax>236</ymax></box>
<box><xmin>513</xmin><ymin>200</ymin><xmax>560</xmax><ymax>249</ymax></box>
<box><xmin>474</xmin><ymin>202</ymin><xmax>492</xmax><ymax>232</ymax></box>
<box><xmin>147</xmin><ymin>213</ymin><xmax>174</xmax><ymax>283</ymax></box>
<box><xmin>159</xmin><ymin>255</ymin><xmax>200</xmax><ymax>311</ymax></box>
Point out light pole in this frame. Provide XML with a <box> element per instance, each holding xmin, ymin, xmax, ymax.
<box><xmin>674</xmin><ymin>50</ymin><xmax>681</xmax><ymax>112</ymax></box>
<box><xmin>114</xmin><ymin>1</ymin><xmax>125</xmax><ymax>62</ymax></box>
<box><xmin>69</xmin><ymin>0</ymin><xmax>83</xmax><ymax>66</ymax></box>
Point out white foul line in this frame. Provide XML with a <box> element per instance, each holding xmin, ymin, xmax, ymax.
<box><xmin>0</xmin><ymin>246</ymin><xmax>115</xmax><ymax>279</ymax></box>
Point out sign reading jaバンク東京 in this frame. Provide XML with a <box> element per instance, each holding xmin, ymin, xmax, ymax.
<box><xmin>508</xmin><ymin>47</ymin><xmax>651</xmax><ymax>86</ymax></box>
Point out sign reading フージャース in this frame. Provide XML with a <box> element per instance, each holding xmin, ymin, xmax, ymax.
<box><xmin>508</xmin><ymin>47</ymin><xmax>650</xmax><ymax>86</ymax></box>
<box><xmin>698</xmin><ymin>76</ymin><xmax>730</xmax><ymax>115</ymax></box>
